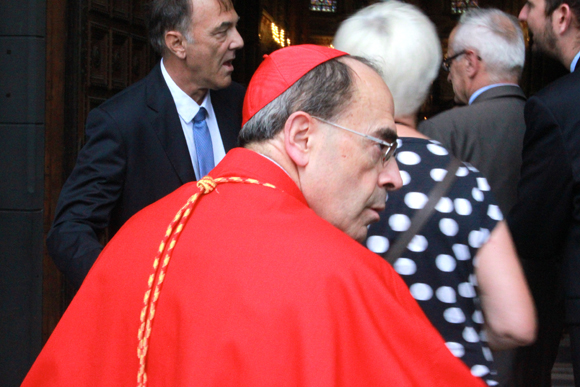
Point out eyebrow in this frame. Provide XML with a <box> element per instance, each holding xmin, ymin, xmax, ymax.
<box><xmin>212</xmin><ymin>16</ymin><xmax>240</xmax><ymax>32</ymax></box>
<box><xmin>371</xmin><ymin>127</ymin><xmax>398</xmax><ymax>144</ymax></box>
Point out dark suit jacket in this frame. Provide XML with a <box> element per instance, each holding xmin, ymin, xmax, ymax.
<box><xmin>46</xmin><ymin>63</ymin><xmax>245</xmax><ymax>287</ymax></box>
<box><xmin>507</xmin><ymin>68</ymin><xmax>580</xmax><ymax>324</ymax></box>
<box><xmin>419</xmin><ymin>85</ymin><xmax>527</xmax><ymax>214</ymax></box>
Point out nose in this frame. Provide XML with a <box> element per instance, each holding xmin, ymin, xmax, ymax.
<box><xmin>518</xmin><ymin>5</ymin><xmax>528</xmax><ymax>21</ymax></box>
<box><xmin>378</xmin><ymin>158</ymin><xmax>403</xmax><ymax>191</ymax></box>
<box><xmin>230</xmin><ymin>27</ymin><xmax>244</xmax><ymax>50</ymax></box>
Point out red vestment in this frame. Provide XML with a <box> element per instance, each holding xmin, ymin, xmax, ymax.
<box><xmin>23</xmin><ymin>148</ymin><xmax>485</xmax><ymax>387</ymax></box>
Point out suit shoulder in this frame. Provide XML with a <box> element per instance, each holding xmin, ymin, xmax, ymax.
<box><xmin>419</xmin><ymin>105</ymin><xmax>472</xmax><ymax>133</ymax></box>
<box><xmin>534</xmin><ymin>71</ymin><xmax>580</xmax><ymax>102</ymax></box>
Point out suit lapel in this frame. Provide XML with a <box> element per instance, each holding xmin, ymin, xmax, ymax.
<box><xmin>146</xmin><ymin>64</ymin><xmax>197</xmax><ymax>182</ymax></box>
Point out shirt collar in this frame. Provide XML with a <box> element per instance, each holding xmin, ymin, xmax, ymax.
<box><xmin>160</xmin><ymin>58</ymin><xmax>211</xmax><ymax>123</ymax></box>
<box><xmin>468</xmin><ymin>83</ymin><xmax>519</xmax><ymax>105</ymax></box>
<box><xmin>570</xmin><ymin>50</ymin><xmax>580</xmax><ymax>72</ymax></box>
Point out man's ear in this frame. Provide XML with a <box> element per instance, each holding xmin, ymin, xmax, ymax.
<box><xmin>165</xmin><ymin>31</ymin><xmax>187</xmax><ymax>59</ymax></box>
<box><xmin>552</xmin><ymin>4</ymin><xmax>573</xmax><ymax>35</ymax></box>
<box><xmin>464</xmin><ymin>50</ymin><xmax>481</xmax><ymax>79</ymax></box>
<box><xmin>284</xmin><ymin>112</ymin><xmax>314</xmax><ymax>168</ymax></box>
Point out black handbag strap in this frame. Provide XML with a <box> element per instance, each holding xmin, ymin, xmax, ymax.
<box><xmin>383</xmin><ymin>157</ymin><xmax>463</xmax><ymax>265</ymax></box>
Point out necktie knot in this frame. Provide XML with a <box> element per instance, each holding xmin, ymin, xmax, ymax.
<box><xmin>193</xmin><ymin>107</ymin><xmax>207</xmax><ymax>124</ymax></box>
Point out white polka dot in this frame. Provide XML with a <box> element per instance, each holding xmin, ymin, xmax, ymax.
<box><xmin>393</xmin><ymin>258</ymin><xmax>417</xmax><ymax>275</ymax></box>
<box><xmin>367</xmin><ymin>235</ymin><xmax>389</xmax><ymax>254</ymax></box>
<box><xmin>456</xmin><ymin>166</ymin><xmax>469</xmax><ymax>177</ymax></box>
<box><xmin>397</xmin><ymin>151</ymin><xmax>421</xmax><ymax>165</ymax></box>
<box><xmin>440</xmin><ymin>218</ymin><xmax>459</xmax><ymax>236</ymax></box>
<box><xmin>389</xmin><ymin>214</ymin><xmax>411</xmax><ymax>232</ymax></box>
<box><xmin>480</xmin><ymin>330</ymin><xmax>488</xmax><ymax>342</ymax></box>
<box><xmin>469</xmin><ymin>273</ymin><xmax>479</xmax><ymax>287</ymax></box>
<box><xmin>471</xmin><ymin>364</ymin><xmax>490</xmax><ymax>377</ymax></box>
<box><xmin>430</xmin><ymin>168</ymin><xmax>447</xmax><ymax>182</ymax></box>
<box><xmin>468</xmin><ymin>229</ymin><xmax>485</xmax><ymax>248</ymax></box>
<box><xmin>436</xmin><ymin>286</ymin><xmax>457</xmax><ymax>303</ymax></box>
<box><xmin>463</xmin><ymin>327</ymin><xmax>480</xmax><ymax>343</ymax></box>
<box><xmin>454</xmin><ymin>198</ymin><xmax>473</xmax><ymax>216</ymax></box>
<box><xmin>405</xmin><ymin>192</ymin><xmax>429</xmax><ymax>209</ymax></box>
<box><xmin>482</xmin><ymin>346</ymin><xmax>493</xmax><ymax>362</ymax></box>
<box><xmin>487</xmin><ymin>205</ymin><xmax>503</xmax><ymax>221</ymax></box>
<box><xmin>453</xmin><ymin>244</ymin><xmax>471</xmax><ymax>261</ymax></box>
<box><xmin>435</xmin><ymin>197</ymin><xmax>453</xmax><ymax>213</ymax></box>
<box><xmin>477</xmin><ymin>177</ymin><xmax>491</xmax><ymax>191</ymax></box>
<box><xmin>444</xmin><ymin>307</ymin><xmax>466</xmax><ymax>323</ymax></box>
<box><xmin>400</xmin><ymin>170</ymin><xmax>411</xmax><ymax>186</ymax></box>
<box><xmin>472</xmin><ymin>310</ymin><xmax>484</xmax><ymax>324</ymax></box>
<box><xmin>487</xmin><ymin>380</ymin><xmax>499</xmax><ymax>386</ymax></box>
<box><xmin>407</xmin><ymin>235</ymin><xmax>428</xmax><ymax>252</ymax></box>
<box><xmin>446</xmin><ymin>342</ymin><xmax>465</xmax><ymax>358</ymax></box>
<box><xmin>458</xmin><ymin>282</ymin><xmax>476</xmax><ymax>298</ymax></box>
<box><xmin>396</xmin><ymin>138</ymin><xmax>403</xmax><ymax>148</ymax></box>
<box><xmin>427</xmin><ymin>143</ymin><xmax>449</xmax><ymax>156</ymax></box>
<box><xmin>410</xmin><ymin>283</ymin><xmax>433</xmax><ymax>301</ymax></box>
<box><xmin>472</xmin><ymin>188</ymin><xmax>484</xmax><ymax>202</ymax></box>
<box><xmin>480</xmin><ymin>228</ymin><xmax>491</xmax><ymax>244</ymax></box>
<box><xmin>436</xmin><ymin>254</ymin><xmax>456</xmax><ymax>272</ymax></box>
<box><xmin>466</xmin><ymin>163</ymin><xmax>479</xmax><ymax>172</ymax></box>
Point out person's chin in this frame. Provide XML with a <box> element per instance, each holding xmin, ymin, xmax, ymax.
<box><xmin>210</xmin><ymin>76</ymin><xmax>233</xmax><ymax>91</ymax></box>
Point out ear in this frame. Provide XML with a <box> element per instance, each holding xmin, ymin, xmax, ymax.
<box><xmin>164</xmin><ymin>30</ymin><xmax>187</xmax><ymax>59</ymax></box>
<box><xmin>464</xmin><ymin>49</ymin><xmax>481</xmax><ymax>79</ymax></box>
<box><xmin>552</xmin><ymin>4</ymin><xmax>573</xmax><ymax>35</ymax></box>
<box><xmin>283</xmin><ymin>112</ymin><xmax>314</xmax><ymax>168</ymax></box>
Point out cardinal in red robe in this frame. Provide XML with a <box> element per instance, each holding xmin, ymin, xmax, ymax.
<box><xmin>22</xmin><ymin>44</ymin><xmax>486</xmax><ymax>387</ymax></box>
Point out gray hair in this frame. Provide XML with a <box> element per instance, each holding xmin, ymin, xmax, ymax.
<box><xmin>240</xmin><ymin>56</ymin><xmax>379</xmax><ymax>146</ymax></box>
<box><xmin>333</xmin><ymin>0</ymin><xmax>441</xmax><ymax>117</ymax></box>
<box><xmin>452</xmin><ymin>8</ymin><xmax>525</xmax><ymax>82</ymax></box>
<box><xmin>147</xmin><ymin>0</ymin><xmax>233</xmax><ymax>56</ymax></box>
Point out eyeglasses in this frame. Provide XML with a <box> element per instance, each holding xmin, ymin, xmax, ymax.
<box><xmin>442</xmin><ymin>50</ymin><xmax>467</xmax><ymax>72</ymax></box>
<box><xmin>312</xmin><ymin>116</ymin><xmax>398</xmax><ymax>167</ymax></box>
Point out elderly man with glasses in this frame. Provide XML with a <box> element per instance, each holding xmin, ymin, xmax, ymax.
<box><xmin>22</xmin><ymin>45</ymin><xmax>489</xmax><ymax>387</ymax></box>
<box><xmin>419</xmin><ymin>8</ymin><xmax>526</xmax><ymax>218</ymax></box>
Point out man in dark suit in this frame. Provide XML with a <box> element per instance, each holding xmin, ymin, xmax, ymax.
<box><xmin>509</xmin><ymin>0</ymin><xmax>580</xmax><ymax>386</ymax></box>
<box><xmin>419</xmin><ymin>8</ymin><xmax>526</xmax><ymax>215</ymax></box>
<box><xmin>46</xmin><ymin>0</ymin><xmax>245</xmax><ymax>288</ymax></box>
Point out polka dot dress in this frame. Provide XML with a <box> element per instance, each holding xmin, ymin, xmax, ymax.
<box><xmin>366</xmin><ymin>138</ymin><xmax>501</xmax><ymax>386</ymax></box>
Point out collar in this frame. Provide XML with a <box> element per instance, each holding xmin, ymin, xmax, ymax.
<box><xmin>468</xmin><ymin>83</ymin><xmax>520</xmax><ymax>105</ymax></box>
<box><xmin>211</xmin><ymin>148</ymin><xmax>308</xmax><ymax>207</ymax></box>
<box><xmin>160</xmin><ymin>58</ymin><xmax>211</xmax><ymax>123</ymax></box>
<box><xmin>571</xmin><ymin>50</ymin><xmax>580</xmax><ymax>72</ymax></box>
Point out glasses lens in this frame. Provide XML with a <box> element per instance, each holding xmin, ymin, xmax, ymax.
<box><xmin>442</xmin><ymin>60</ymin><xmax>450</xmax><ymax>72</ymax></box>
<box><xmin>383</xmin><ymin>142</ymin><xmax>398</xmax><ymax>165</ymax></box>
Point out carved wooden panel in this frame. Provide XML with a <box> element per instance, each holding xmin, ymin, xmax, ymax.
<box><xmin>132</xmin><ymin>0</ymin><xmax>145</xmax><ymax>25</ymax></box>
<box><xmin>112</xmin><ymin>0</ymin><xmax>130</xmax><ymax>20</ymax></box>
<box><xmin>88</xmin><ymin>23</ymin><xmax>109</xmax><ymax>88</ymax></box>
<box><xmin>89</xmin><ymin>0</ymin><xmax>109</xmax><ymax>15</ymax></box>
<box><xmin>111</xmin><ymin>30</ymin><xmax>129</xmax><ymax>89</ymax></box>
<box><xmin>131</xmin><ymin>37</ymin><xmax>149</xmax><ymax>84</ymax></box>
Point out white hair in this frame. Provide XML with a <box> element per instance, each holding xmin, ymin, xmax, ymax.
<box><xmin>452</xmin><ymin>8</ymin><xmax>525</xmax><ymax>82</ymax></box>
<box><xmin>333</xmin><ymin>0</ymin><xmax>441</xmax><ymax>117</ymax></box>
